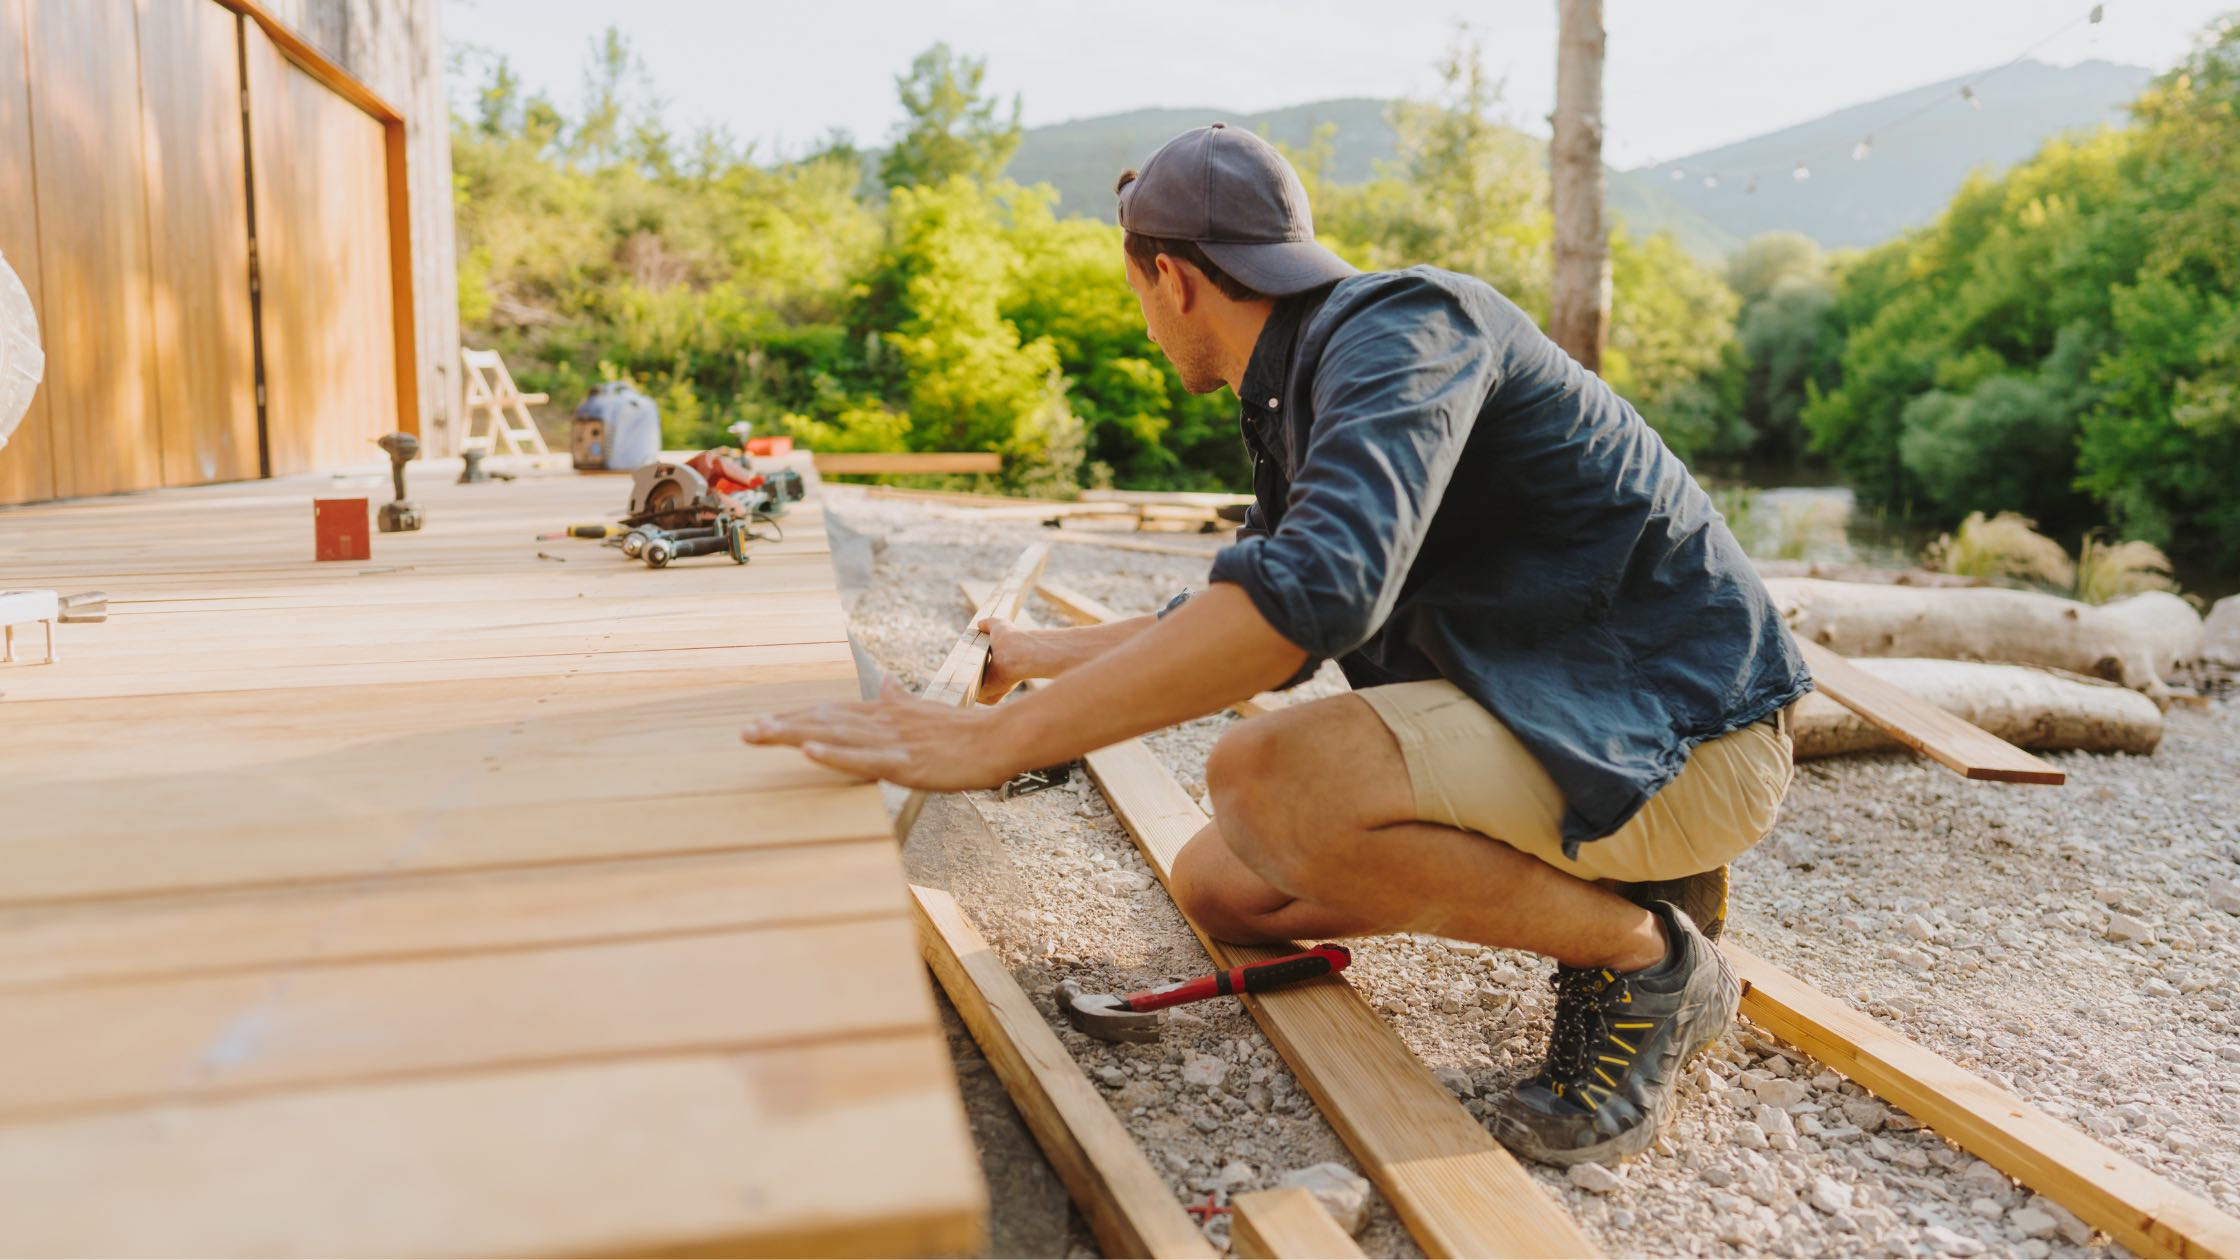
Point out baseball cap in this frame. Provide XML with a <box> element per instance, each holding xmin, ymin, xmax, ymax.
<box><xmin>1116</xmin><ymin>123</ymin><xmax>1357</xmax><ymax>297</ymax></box>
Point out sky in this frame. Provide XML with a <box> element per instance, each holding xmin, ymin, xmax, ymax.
<box><xmin>441</xmin><ymin>1</ymin><xmax>2235</xmax><ymax>168</ymax></box>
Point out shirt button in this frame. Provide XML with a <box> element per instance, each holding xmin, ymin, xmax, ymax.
<box><xmin>1267</xmin><ymin>397</ymin><xmax>1280</xmax><ymax>409</ymax></box>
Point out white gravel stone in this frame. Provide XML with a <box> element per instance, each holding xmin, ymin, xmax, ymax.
<box><xmin>1180</xmin><ymin>1054</ymin><xmax>1228</xmax><ymax>1088</ymax></box>
<box><xmin>2105</xmin><ymin>912</ymin><xmax>2155</xmax><ymax>943</ymax></box>
<box><xmin>2008</xmin><ymin>1206</ymin><xmax>2059</xmax><ymax>1239</ymax></box>
<box><xmin>1278</xmin><ymin>1162</ymin><xmax>1372</xmax><ymax>1234</ymax></box>
<box><xmin>1808</xmin><ymin>1175</ymin><xmax>1853</xmax><ymax>1215</ymax></box>
<box><xmin>1921</xmin><ymin>1223</ymin><xmax>1986</xmax><ymax>1255</ymax></box>
<box><xmin>2209</xmin><ymin>875</ymin><xmax>2240</xmax><ymax>916</ymax></box>
<box><xmin>1568</xmin><ymin>1162</ymin><xmax>1625</xmax><ymax>1194</ymax></box>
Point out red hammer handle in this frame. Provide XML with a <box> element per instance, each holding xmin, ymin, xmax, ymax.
<box><xmin>1122</xmin><ymin>944</ymin><xmax>1351</xmax><ymax>1013</ymax></box>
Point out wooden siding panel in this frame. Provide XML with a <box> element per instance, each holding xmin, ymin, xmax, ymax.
<box><xmin>136</xmin><ymin>0</ymin><xmax>257</xmax><ymax>486</ymax></box>
<box><xmin>0</xmin><ymin>0</ymin><xmax>53</xmax><ymax>505</ymax></box>
<box><xmin>245</xmin><ymin>21</ymin><xmax>396</xmax><ymax>476</ymax></box>
<box><xmin>24</xmin><ymin>0</ymin><xmax>163</xmax><ymax>498</ymax></box>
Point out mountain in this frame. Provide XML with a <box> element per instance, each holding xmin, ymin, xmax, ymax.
<box><xmin>1004</xmin><ymin>59</ymin><xmax>2151</xmax><ymax>259</ymax></box>
<box><xmin>1006</xmin><ymin>97</ymin><xmax>1739</xmax><ymax>260</ymax></box>
<box><xmin>1630</xmin><ymin>59</ymin><xmax>2151</xmax><ymax>250</ymax></box>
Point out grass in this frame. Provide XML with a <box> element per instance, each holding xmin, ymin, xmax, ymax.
<box><xmin>1924</xmin><ymin>512</ymin><xmax>2076</xmax><ymax>588</ymax></box>
<box><xmin>2075</xmin><ymin>532</ymin><xmax>2176</xmax><ymax>605</ymax></box>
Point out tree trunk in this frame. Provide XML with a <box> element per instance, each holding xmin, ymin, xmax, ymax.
<box><xmin>1550</xmin><ymin>0</ymin><xmax>1608</xmax><ymax>373</ymax></box>
<box><xmin>1793</xmin><ymin>659</ymin><xmax>2163</xmax><ymax>760</ymax></box>
<box><xmin>1765</xmin><ymin>578</ymin><xmax>2204</xmax><ymax>701</ymax></box>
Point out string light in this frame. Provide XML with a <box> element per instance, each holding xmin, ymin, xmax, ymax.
<box><xmin>1638</xmin><ymin>4</ymin><xmax>2107</xmax><ymax>193</ymax></box>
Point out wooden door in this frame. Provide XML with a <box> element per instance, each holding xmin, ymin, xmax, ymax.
<box><xmin>135</xmin><ymin>0</ymin><xmax>258</xmax><ymax>486</ymax></box>
<box><xmin>244</xmin><ymin>21</ymin><xmax>397</xmax><ymax>477</ymax></box>
<box><xmin>0</xmin><ymin>0</ymin><xmax>53</xmax><ymax>504</ymax></box>
<box><xmin>22</xmin><ymin>0</ymin><xmax>163</xmax><ymax>498</ymax></box>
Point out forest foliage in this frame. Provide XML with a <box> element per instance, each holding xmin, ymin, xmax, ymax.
<box><xmin>453</xmin><ymin>19</ymin><xmax>2240</xmax><ymax>575</ymax></box>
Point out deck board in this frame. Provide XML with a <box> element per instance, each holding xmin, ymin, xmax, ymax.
<box><xmin>0</xmin><ymin>458</ymin><xmax>984</xmax><ymax>1254</ymax></box>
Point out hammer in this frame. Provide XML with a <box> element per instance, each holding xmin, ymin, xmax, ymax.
<box><xmin>1054</xmin><ymin>944</ymin><xmax>1352</xmax><ymax>1044</ymax></box>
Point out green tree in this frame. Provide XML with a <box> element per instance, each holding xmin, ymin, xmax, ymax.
<box><xmin>879</xmin><ymin>44</ymin><xmax>1022</xmax><ymax>190</ymax></box>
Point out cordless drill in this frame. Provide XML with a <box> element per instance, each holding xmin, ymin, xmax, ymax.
<box><xmin>376</xmin><ymin>432</ymin><xmax>424</xmax><ymax>532</ymax></box>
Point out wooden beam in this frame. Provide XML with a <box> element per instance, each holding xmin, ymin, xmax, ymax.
<box><xmin>1729</xmin><ymin>944</ymin><xmax>2240</xmax><ymax>1259</ymax></box>
<box><xmin>1231</xmin><ymin>1187</ymin><xmax>1368</xmax><ymax>1260</ymax></box>
<box><xmin>911</xmin><ymin>885</ymin><xmax>1215</xmax><ymax>1260</ymax></box>
<box><xmin>1049</xmin><ymin>532</ymin><xmax>1225</xmax><ymax>561</ymax></box>
<box><xmin>813</xmin><ymin>452</ymin><xmax>1003</xmax><ymax>475</ymax></box>
<box><xmin>1796</xmin><ymin>639</ymin><xmax>2065</xmax><ymax>784</ymax></box>
<box><xmin>1033</xmin><ymin>580</ymin><xmax>1291</xmax><ymax>720</ymax></box>
<box><xmin>211</xmin><ymin>0</ymin><xmax>401</xmax><ymax>122</ymax></box>
<box><xmin>891</xmin><ymin>544</ymin><xmax>1050</xmax><ymax>840</ymax></box>
<box><xmin>1083</xmin><ymin>738</ymin><xmax>1592</xmax><ymax>1257</ymax></box>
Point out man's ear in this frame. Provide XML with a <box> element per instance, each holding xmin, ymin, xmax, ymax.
<box><xmin>1155</xmin><ymin>252</ymin><xmax>1197</xmax><ymax>314</ymax></box>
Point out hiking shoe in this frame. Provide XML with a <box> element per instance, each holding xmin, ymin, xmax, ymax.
<box><xmin>1486</xmin><ymin>900</ymin><xmax>1740</xmax><ymax>1167</ymax></box>
<box><xmin>1618</xmin><ymin>865</ymin><xmax>1728</xmax><ymax>940</ymax></box>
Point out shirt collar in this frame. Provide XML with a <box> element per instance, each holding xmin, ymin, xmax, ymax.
<box><xmin>1238</xmin><ymin>290</ymin><xmax>1319</xmax><ymax>416</ymax></box>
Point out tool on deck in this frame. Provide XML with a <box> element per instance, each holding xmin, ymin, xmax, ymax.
<box><xmin>375</xmin><ymin>433</ymin><xmax>423</xmax><ymax>533</ymax></box>
<box><xmin>1055</xmin><ymin>944</ymin><xmax>1352</xmax><ymax>1044</ymax></box>
<box><xmin>537</xmin><ymin>523</ymin><xmax>624</xmax><ymax>540</ymax></box>
<box><xmin>643</xmin><ymin>519</ymin><xmax>753</xmax><ymax>568</ymax></box>
<box><xmin>1000</xmin><ymin>761</ymin><xmax>1079</xmax><ymax>800</ymax></box>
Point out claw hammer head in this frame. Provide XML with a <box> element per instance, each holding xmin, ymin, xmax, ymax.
<box><xmin>1054</xmin><ymin>977</ymin><xmax>1163</xmax><ymax>1043</ymax></box>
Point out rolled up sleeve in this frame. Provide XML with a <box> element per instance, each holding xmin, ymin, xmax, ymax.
<box><xmin>1210</xmin><ymin>284</ymin><xmax>1497</xmax><ymax>664</ymax></box>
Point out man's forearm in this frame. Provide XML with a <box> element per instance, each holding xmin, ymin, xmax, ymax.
<box><xmin>1028</xmin><ymin>615</ymin><xmax>1156</xmax><ymax>676</ymax></box>
<box><xmin>991</xmin><ymin>583</ymin><xmax>1306</xmax><ymax>766</ymax></box>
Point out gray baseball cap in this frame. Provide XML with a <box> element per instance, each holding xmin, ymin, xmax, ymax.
<box><xmin>1116</xmin><ymin>123</ymin><xmax>1357</xmax><ymax>297</ymax></box>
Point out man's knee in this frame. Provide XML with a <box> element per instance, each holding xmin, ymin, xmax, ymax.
<box><xmin>1204</xmin><ymin>719</ymin><xmax>1302</xmax><ymax>889</ymax></box>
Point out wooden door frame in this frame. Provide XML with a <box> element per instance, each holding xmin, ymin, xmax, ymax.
<box><xmin>211</xmin><ymin>0</ymin><xmax>416</xmax><ymax>442</ymax></box>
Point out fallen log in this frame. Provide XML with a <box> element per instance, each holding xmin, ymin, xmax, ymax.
<box><xmin>1765</xmin><ymin>579</ymin><xmax>2202</xmax><ymax>700</ymax></box>
<box><xmin>1794</xmin><ymin>658</ymin><xmax>2163</xmax><ymax>760</ymax></box>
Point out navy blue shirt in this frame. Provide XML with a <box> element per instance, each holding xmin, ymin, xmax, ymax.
<box><xmin>1208</xmin><ymin>266</ymin><xmax>1812</xmax><ymax>854</ymax></box>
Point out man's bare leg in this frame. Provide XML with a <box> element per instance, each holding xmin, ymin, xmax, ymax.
<box><xmin>1170</xmin><ymin>693</ymin><xmax>1666</xmax><ymax>972</ymax></box>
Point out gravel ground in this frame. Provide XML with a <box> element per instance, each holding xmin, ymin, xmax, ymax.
<box><xmin>826</xmin><ymin>484</ymin><xmax>2240</xmax><ymax>1259</ymax></box>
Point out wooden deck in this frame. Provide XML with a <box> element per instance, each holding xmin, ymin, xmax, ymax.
<box><xmin>0</xmin><ymin>458</ymin><xmax>985</xmax><ymax>1256</ymax></box>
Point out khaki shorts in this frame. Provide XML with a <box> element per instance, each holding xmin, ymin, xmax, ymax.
<box><xmin>1358</xmin><ymin>680</ymin><xmax>1793</xmax><ymax>883</ymax></box>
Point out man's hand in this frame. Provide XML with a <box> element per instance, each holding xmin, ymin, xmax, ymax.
<box><xmin>741</xmin><ymin>676</ymin><xmax>1028</xmax><ymax>790</ymax></box>
<box><xmin>976</xmin><ymin>616</ymin><xmax>1045</xmax><ymax>705</ymax></box>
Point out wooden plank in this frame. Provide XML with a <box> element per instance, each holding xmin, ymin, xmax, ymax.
<box><xmin>0</xmin><ymin>841</ymin><xmax>906</xmax><ymax>988</ymax></box>
<box><xmin>1051</xmin><ymin>532</ymin><xmax>1225</xmax><ymax>561</ymax></box>
<box><xmin>210</xmin><ymin>0</ymin><xmax>401</xmax><ymax>123</ymax></box>
<box><xmin>814</xmin><ymin>451</ymin><xmax>1003</xmax><ymax>475</ymax></box>
<box><xmin>244</xmin><ymin>20</ymin><xmax>397</xmax><ymax>476</ymax></box>
<box><xmin>135</xmin><ymin>0</ymin><xmax>259</xmax><ymax>486</ymax></box>
<box><xmin>1083</xmin><ymin>737</ymin><xmax>1593</xmax><ymax>1257</ymax></box>
<box><xmin>891</xmin><ymin>542</ymin><xmax>1050</xmax><ymax>839</ymax></box>
<box><xmin>25</xmin><ymin>0</ymin><xmax>164</xmax><ymax>498</ymax></box>
<box><xmin>1034</xmin><ymin>580</ymin><xmax>1290</xmax><ymax>719</ymax></box>
<box><xmin>1728</xmin><ymin>944</ymin><xmax>2240</xmax><ymax>1260</ymax></box>
<box><xmin>0</xmin><ymin>915</ymin><xmax>934</xmax><ymax>1120</ymax></box>
<box><xmin>0</xmin><ymin>0</ymin><xmax>55</xmax><ymax>506</ymax></box>
<box><xmin>1796</xmin><ymin>638</ymin><xmax>2064</xmax><ymax>784</ymax></box>
<box><xmin>912</xmin><ymin>884</ymin><xmax>1216</xmax><ymax>1260</ymax></box>
<box><xmin>0</xmin><ymin>1034</ymin><xmax>985</xmax><ymax>1258</ymax></box>
<box><xmin>1232</xmin><ymin>1186</ymin><xmax>1368</xmax><ymax>1260</ymax></box>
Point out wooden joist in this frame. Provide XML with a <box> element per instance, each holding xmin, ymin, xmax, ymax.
<box><xmin>1795</xmin><ymin>638</ymin><xmax>2065</xmax><ymax>784</ymax></box>
<box><xmin>1083</xmin><ymin>737</ymin><xmax>1592</xmax><ymax>1257</ymax></box>
<box><xmin>891</xmin><ymin>544</ymin><xmax>1050</xmax><ymax>840</ymax></box>
<box><xmin>813</xmin><ymin>452</ymin><xmax>1003</xmax><ymax>475</ymax></box>
<box><xmin>1032</xmin><ymin>581</ymin><xmax>1290</xmax><ymax>719</ymax></box>
<box><xmin>912</xmin><ymin>885</ymin><xmax>1215</xmax><ymax>1260</ymax></box>
<box><xmin>1231</xmin><ymin>1187</ymin><xmax>1369</xmax><ymax>1260</ymax></box>
<box><xmin>1730</xmin><ymin>945</ymin><xmax>2240</xmax><ymax>1259</ymax></box>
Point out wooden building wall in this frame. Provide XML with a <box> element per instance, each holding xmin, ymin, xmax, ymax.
<box><xmin>0</xmin><ymin>0</ymin><xmax>413</xmax><ymax>506</ymax></box>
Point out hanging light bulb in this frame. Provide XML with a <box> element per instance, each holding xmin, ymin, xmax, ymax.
<box><xmin>1793</xmin><ymin>162</ymin><xmax>1811</xmax><ymax>182</ymax></box>
<box><xmin>1961</xmin><ymin>85</ymin><xmax>1982</xmax><ymax>108</ymax></box>
<box><xmin>1703</xmin><ymin>174</ymin><xmax>1719</xmax><ymax>189</ymax></box>
<box><xmin>1746</xmin><ymin>177</ymin><xmax>1759</xmax><ymax>195</ymax></box>
<box><xmin>1853</xmin><ymin>135</ymin><xmax>1874</xmax><ymax>161</ymax></box>
<box><xmin>1670</xmin><ymin>167</ymin><xmax>1686</xmax><ymax>182</ymax></box>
